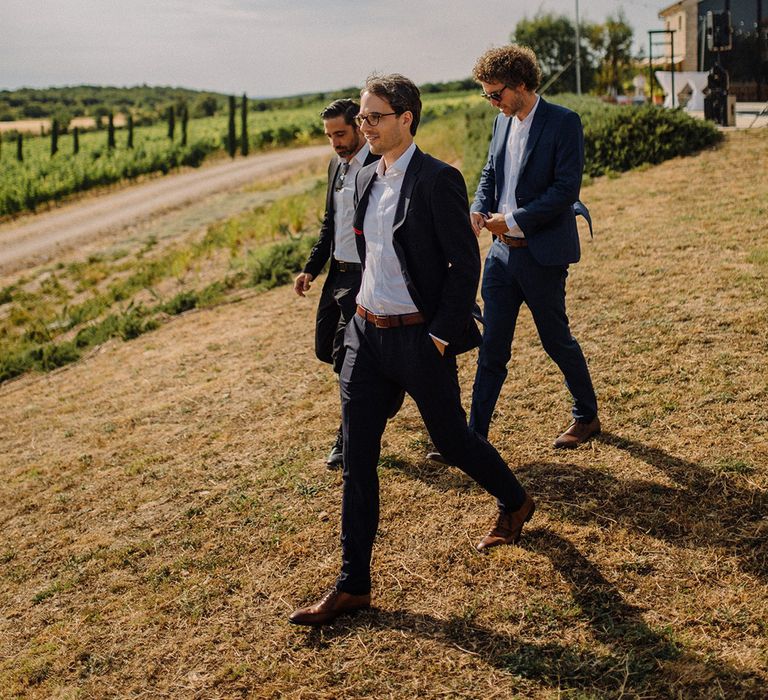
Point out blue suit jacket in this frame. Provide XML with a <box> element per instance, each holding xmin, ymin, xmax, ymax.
<box><xmin>471</xmin><ymin>98</ymin><xmax>588</xmax><ymax>267</ymax></box>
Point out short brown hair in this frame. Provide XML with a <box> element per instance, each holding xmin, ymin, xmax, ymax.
<box><xmin>473</xmin><ymin>45</ymin><xmax>542</xmax><ymax>92</ymax></box>
<box><xmin>361</xmin><ymin>73</ymin><xmax>421</xmax><ymax>136</ymax></box>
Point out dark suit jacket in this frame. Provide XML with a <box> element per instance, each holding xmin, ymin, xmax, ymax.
<box><xmin>303</xmin><ymin>150</ymin><xmax>380</xmax><ymax>283</ymax></box>
<box><xmin>353</xmin><ymin>147</ymin><xmax>483</xmax><ymax>356</ymax></box>
<box><xmin>471</xmin><ymin>98</ymin><xmax>585</xmax><ymax>267</ymax></box>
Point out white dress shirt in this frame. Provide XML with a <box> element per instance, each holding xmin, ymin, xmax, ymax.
<box><xmin>332</xmin><ymin>142</ymin><xmax>369</xmax><ymax>263</ymax></box>
<box><xmin>356</xmin><ymin>142</ymin><xmax>419</xmax><ymax>315</ymax></box>
<box><xmin>499</xmin><ymin>95</ymin><xmax>540</xmax><ymax>238</ymax></box>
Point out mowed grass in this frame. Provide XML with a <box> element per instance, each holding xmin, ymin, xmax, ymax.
<box><xmin>0</xmin><ymin>129</ymin><xmax>766</xmax><ymax>698</ymax></box>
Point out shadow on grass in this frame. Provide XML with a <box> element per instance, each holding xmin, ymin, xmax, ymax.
<box><xmin>296</xmin><ymin>528</ymin><xmax>763</xmax><ymax>697</ymax></box>
<box><xmin>533</xmin><ymin>431</ymin><xmax>767</xmax><ymax>581</ymax></box>
<box><xmin>383</xmin><ymin>430</ymin><xmax>767</xmax><ymax>581</ymax></box>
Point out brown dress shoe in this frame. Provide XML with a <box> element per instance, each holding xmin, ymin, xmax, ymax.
<box><xmin>476</xmin><ymin>493</ymin><xmax>536</xmax><ymax>552</ymax></box>
<box><xmin>553</xmin><ymin>417</ymin><xmax>601</xmax><ymax>449</ymax></box>
<box><xmin>289</xmin><ymin>588</ymin><xmax>371</xmax><ymax>626</ymax></box>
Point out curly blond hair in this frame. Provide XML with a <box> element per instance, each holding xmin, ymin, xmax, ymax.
<box><xmin>473</xmin><ymin>45</ymin><xmax>541</xmax><ymax>92</ymax></box>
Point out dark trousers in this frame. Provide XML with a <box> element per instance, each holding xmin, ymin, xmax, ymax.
<box><xmin>469</xmin><ymin>240</ymin><xmax>598</xmax><ymax>438</ymax></box>
<box><xmin>315</xmin><ymin>269</ymin><xmax>361</xmax><ymax>374</ymax></box>
<box><xmin>336</xmin><ymin>313</ymin><xmax>527</xmax><ymax>595</ymax></box>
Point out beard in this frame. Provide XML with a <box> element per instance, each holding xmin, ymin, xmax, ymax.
<box><xmin>336</xmin><ymin>133</ymin><xmax>361</xmax><ymax>159</ymax></box>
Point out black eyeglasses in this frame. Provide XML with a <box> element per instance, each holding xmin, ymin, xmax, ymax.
<box><xmin>480</xmin><ymin>85</ymin><xmax>512</xmax><ymax>102</ymax></box>
<box><xmin>334</xmin><ymin>161</ymin><xmax>350</xmax><ymax>191</ymax></box>
<box><xmin>354</xmin><ymin>111</ymin><xmax>398</xmax><ymax>127</ymax></box>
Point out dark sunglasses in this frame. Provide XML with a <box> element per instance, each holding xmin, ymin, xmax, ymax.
<box><xmin>481</xmin><ymin>85</ymin><xmax>512</xmax><ymax>102</ymax></box>
<box><xmin>354</xmin><ymin>111</ymin><xmax>398</xmax><ymax>127</ymax></box>
<box><xmin>334</xmin><ymin>161</ymin><xmax>350</xmax><ymax>191</ymax></box>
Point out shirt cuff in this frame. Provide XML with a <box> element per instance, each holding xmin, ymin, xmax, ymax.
<box><xmin>429</xmin><ymin>333</ymin><xmax>449</xmax><ymax>346</ymax></box>
<box><xmin>504</xmin><ymin>212</ymin><xmax>524</xmax><ymax>237</ymax></box>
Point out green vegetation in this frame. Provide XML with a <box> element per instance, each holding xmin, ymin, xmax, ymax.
<box><xmin>461</xmin><ymin>95</ymin><xmax>722</xmax><ymax>187</ymax></box>
<box><xmin>512</xmin><ymin>10</ymin><xmax>637</xmax><ymax>95</ymax></box>
<box><xmin>0</xmin><ymin>94</ymin><xmax>722</xmax><ymax>385</ymax></box>
<box><xmin>0</xmin><ymin>106</ymin><xmax>324</xmax><ymax>217</ymax></box>
<box><xmin>0</xmin><ymin>176</ymin><xmax>327</xmax><ymax>384</ymax></box>
<box><xmin>0</xmin><ymin>92</ymin><xmax>475</xmax><ymax>218</ymax></box>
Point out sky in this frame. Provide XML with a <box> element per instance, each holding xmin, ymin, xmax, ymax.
<box><xmin>2</xmin><ymin>0</ymin><xmax>666</xmax><ymax>97</ymax></box>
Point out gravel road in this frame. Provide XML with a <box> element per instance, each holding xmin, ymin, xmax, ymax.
<box><xmin>0</xmin><ymin>144</ymin><xmax>328</xmax><ymax>275</ymax></box>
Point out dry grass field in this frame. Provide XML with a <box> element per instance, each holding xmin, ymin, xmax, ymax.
<box><xmin>1</xmin><ymin>129</ymin><xmax>766</xmax><ymax>698</ymax></box>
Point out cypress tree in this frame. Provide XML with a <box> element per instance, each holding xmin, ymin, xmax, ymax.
<box><xmin>241</xmin><ymin>93</ymin><xmax>249</xmax><ymax>156</ymax></box>
<box><xmin>181</xmin><ymin>105</ymin><xmax>188</xmax><ymax>146</ymax></box>
<box><xmin>227</xmin><ymin>95</ymin><xmax>236</xmax><ymax>158</ymax></box>
<box><xmin>127</xmin><ymin>115</ymin><xmax>134</xmax><ymax>149</ymax></box>
<box><xmin>167</xmin><ymin>105</ymin><xmax>175</xmax><ymax>140</ymax></box>
<box><xmin>73</xmin><ymin>127</ymin><xmax>80</xmax><ymax>155</ymax></box>
<box><xmin>50</xmin><ymin>119</ymin><xmax>59</xmax><ymax>156</ymax></box>
<box><xmin>107</xmin><ymin>113</ymin><xmax>116</xmax><ymax>149</ymax></box>
<box><xmin>16</xmin><ymin>132</ymin><xmax>23</xmax><ymax>162</ymax></box>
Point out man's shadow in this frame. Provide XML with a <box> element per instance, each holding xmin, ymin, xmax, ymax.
<box><xmin>383</xmin><ymin>430</ymin><xmax>767</xmax><ymax>581</ymax></box>
<box><xmin>297</xmin><ymin>529</ymin><xmax>764</xmax><ymax>697</ymax></box>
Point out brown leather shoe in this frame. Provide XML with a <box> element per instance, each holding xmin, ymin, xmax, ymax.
<box><xmin>476</xmin><ymin>493</ymin><xmax>535</xmax><ymax>552</ymax></box>
<box><xmin>289</xmin><ymin>588</ymin><xmax>371</xmax><ymax>626</ymax></box>
<box><xmin>553</xmin><ymin>417</ymin><xmax>601</xmax><ymax>449</ymax></box>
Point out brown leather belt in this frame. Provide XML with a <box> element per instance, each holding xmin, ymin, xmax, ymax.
<box><xmin>498</xmin><ymin>233</ymin><xmax>528</xmax><ymax>247</ymax></box>
<box><xmin>335</xmin><ymin>260</ymin><xmax>362</xmax><ymax>272</ymax></box>
<box><xmin>356</xmin><ymin>305</ymin><xmax>425</xmax><ymax>329</ymax></box>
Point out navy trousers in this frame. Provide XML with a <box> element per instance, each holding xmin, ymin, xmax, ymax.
<box><xmin>336</xmin><ymin>313</ymin><xmax>527</xmax><ymax>595</ymax></box>
<box><xmin>469</xmin><ymin>240</ymin><xmax>597</xmax><ymax>438</ymax></box>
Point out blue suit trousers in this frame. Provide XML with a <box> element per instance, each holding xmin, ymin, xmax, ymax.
<box><xmin>469</xmin><ymin>239</ymin><xmax>597</xmax><ymax>438</ymax></box>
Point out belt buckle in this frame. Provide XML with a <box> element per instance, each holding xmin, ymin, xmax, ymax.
<box><xmin>373</xmin><ymin>313</ymin><xmax>389</xmax><ymax>328</ymax></box>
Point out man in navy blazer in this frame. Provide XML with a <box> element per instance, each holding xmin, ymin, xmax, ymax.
<box><xmin>468</xmin><ymin>45</ymin><xmax>600</xmax><ymax>449</ymax></box>
<box><xmin>290</xmin><ymin>74</ymin><xmax>534</xmax><ymax>626</ymax></box>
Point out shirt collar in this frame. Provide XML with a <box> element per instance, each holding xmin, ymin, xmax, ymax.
<box><xmin>516</xmin><ymin>95</ymin><xmax>540</xmax><ymax>127</ymax></box>
<box><xmin>351</xmin><ymin>141</ymin><xmax>370</xmax><ymax>166</ymax></box>
<box><xmin>376</xmin><ymin>141</ymin><xmax>417</xmax><ymax>178</ymax></box>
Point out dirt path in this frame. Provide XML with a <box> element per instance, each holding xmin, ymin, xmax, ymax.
<box><xmin>0</xmin><ymin>144</ymin><xmax>327</xmax><ymax>275</ymax></box>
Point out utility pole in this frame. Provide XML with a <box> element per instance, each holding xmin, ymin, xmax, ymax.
<box><xmin>575</xmin><ymin>0</ymin><xmax>582</xmax><ymax>95</ymax></box>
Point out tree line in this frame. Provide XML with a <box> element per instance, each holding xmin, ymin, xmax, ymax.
<box><xmin>512</xmin><ymin>10</ymin><xmax>637</xmax><ymax>96</ymax></box>
<box><xmin>2</xmin><ymin>94</ymin><xmax>259</xmax><ymax>163</ymax></box>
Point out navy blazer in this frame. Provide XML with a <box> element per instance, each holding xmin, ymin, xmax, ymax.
<box><xmin>353</xmin><ymin>147</ymin><xmax>483</xmax><ymax>355</ymax></box>
<box><xmin>471</xmin><ymin>98</ymin><xmax>586</xmax><ymax>267</ymax></box>
<box><xmin>303</xmin><ymin>150</ymin><xmax>380</xmax><ymax>280</ymax></box>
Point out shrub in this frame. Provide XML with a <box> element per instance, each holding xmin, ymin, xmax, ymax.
<box><xmin>247</xmin><ymin>236</ymin><xmax>317</xmax><ymax>291</ymax></box>
<box><xmin>461</xmin><ymin>96</ymin><xmax>722</xmax><ymax>187</ymax></box>
<box><xmin>581</xmin><ymin>104</ymin><xmax>722</xmax><ymax>176</ymax></box>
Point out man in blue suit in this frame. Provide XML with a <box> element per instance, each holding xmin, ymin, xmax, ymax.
<box><xmin>467</xmin><ymin>45</ymin><xmax>600</xmax><ymax>448</ymax></box>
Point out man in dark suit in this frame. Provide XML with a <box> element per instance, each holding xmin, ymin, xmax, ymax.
<box><xmin>294</xmin><ymin>99</ymin><xmax>380</xmax><ymax>468</ymax></box>
<box><xmin>290</xmin><ymin>74</ymin><xmax>534</xmax><ymax>627</ymax></box>
<box><xmin>467</xmin><ymin>45</ymin><xmax>600</xmax><ymax>449</ymax></box>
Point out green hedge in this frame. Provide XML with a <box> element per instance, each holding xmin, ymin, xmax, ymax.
<box><xmin>580</xmin><ymin>104</ymin><xmax>721</xmax><ymax>176</ymax></box>
<box><xmin>461</xmin><ymin>96</ymin><xmax>722</xmax><ymax>186</ymax></box>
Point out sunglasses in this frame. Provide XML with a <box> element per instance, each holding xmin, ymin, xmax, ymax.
<box><xmin>334</xmin><ymin>161</ymin><xmax>350</xmax><ymax>191</ymax></box>
<box><xmin>481</xmin><ymin>85</ymin><xmax>513</xmax><ymax>102</ymax></box>
<box><xmin>354</xmin><ymin>111</ymin><xmax>398</xmax><ymax>127</ymax></box>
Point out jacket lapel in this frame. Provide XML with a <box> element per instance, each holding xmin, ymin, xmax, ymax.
<box><xmin>327</xmin><ymin>158</ymin><xmax>341</xmax><ymax>216</ymax></box>
<box><xmin>494</xmin><ymin>116</ymin><xmax>512</xmax><ymax>203</ymax></box>
<box><xmin>352</xmin><ymin>164</ymin><xmax>378</xmax><ymax>266</ymax></box>
<box><xmin>392</xmin><ymin>147</ymin><xmax>424</xmax><ymax>235</ymax></box>
<box><xmin>518</xmin><ymin>97</ymin><xmax>548</xmax><ymax>177</ymax></box>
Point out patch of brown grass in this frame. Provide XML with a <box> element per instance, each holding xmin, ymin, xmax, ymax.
<box><xmin>0</xmin><ymin>131</ymin><xmax>766</xmax><ymax>698</ymax></box>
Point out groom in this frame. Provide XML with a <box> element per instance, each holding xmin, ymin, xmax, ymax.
<box><xmin>290</xmin><ymin>74</ymin><xmax>535</xmax><ymax>626</ymax></box>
